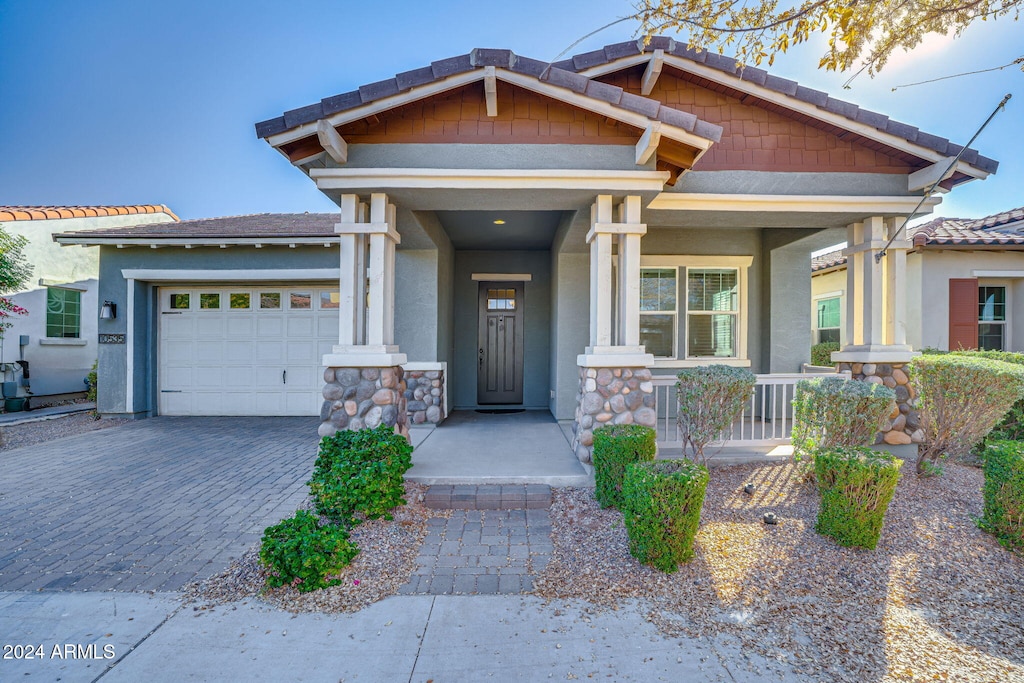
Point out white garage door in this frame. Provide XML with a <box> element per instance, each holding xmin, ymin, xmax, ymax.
<box><xmin>158</xmin><ymin>286</ymin><xmax>339</xmax><ymax>416</ymax></box>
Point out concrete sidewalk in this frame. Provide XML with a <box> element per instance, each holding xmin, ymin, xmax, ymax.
<box><xmin>0</xmin><ymin>592</ymin><xmax>805</xmax><ymax>682</ymax></box>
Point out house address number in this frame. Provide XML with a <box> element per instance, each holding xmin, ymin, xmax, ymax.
<box><xmin>98</xmin><ymin>334</ymin><xmax>126</xmax><ymax>344</ymax></box>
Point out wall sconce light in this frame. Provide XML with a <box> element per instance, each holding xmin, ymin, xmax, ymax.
<box><xmin>100</xmin><ymin>301</ymin><xmax>117</xmax><ymax>320</ymax></box>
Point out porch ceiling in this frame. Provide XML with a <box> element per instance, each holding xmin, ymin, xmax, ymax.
<box><xmin>435</xmin><ymin>210</ymin><xmax>564</xmax><ymax>250</ymax></box>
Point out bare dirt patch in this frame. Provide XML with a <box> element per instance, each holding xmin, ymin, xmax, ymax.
<box><xmin>534</xmin><ymin>462</ymin><xmax>1024</xmax><ymax>683</ymax></box>
<box><xmin>0</xmin><ymin>412</ymin><xmax>128</xmax><ymax>451</ymax></box>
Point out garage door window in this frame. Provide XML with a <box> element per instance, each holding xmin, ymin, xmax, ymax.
<box><xmin>320</xmin><ymin>291</ymin><xmax>340</xmax><ymax>309</ymax></box>
<box><xmin>260</xmin><ymin>292</ymin><xmax>281</xmax><ymax>309</ymax></box>
<box><xmin>170</xmin><ymin>293</ymin><xmax>190</xmax><ymax>310</ymax></box>
<box><xmin>290</xmin><ymin>292</ymin><xmax>311</xmax><ymax>309</ymax></box>
<box><xmin>200</xmin><ymin>293</ymin><xmax>220</xmax><ymax>309</ymax></box>
<box><xmin>229</xmin><ymin>293</ymin><xmax>251</xmax><ymax>309</ymax></box>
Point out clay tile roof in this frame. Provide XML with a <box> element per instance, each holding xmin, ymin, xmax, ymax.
<box><xmin>909</xmin><ymin>207</ymin><xmax>1024</xmax><ymax>247</ymax></box>
<box><xmin>550</xmin><ymin>38</ymin><xmax>998</xmax><ymax>175</ymax></box>
<box><xmin>811</xmin><ymin>249</ymin><xmax>847</xmax><ymax>272</ymax></box>
<box><xmin>0</xmin><ymin>205</ymin><xmax>178</xmax><ymax>222</ymax></box>
<box><xmin>53</xmin><ymin>213</ymin><xmax>340</xmax><ymax>241</ymax></box>
<box><xmin>255</xmin><ymin>46</ymin><xmax>724</xmax><ymax>144</ymax></box>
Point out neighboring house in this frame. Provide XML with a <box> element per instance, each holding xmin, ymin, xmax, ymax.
<box><xmin>0</xmin><ymin>206</ymin><xmax>177</xmax><ymax>398</ymax></box>
<box><xmin>55</xmin><ymin>39</ymin><xmax>997</xmax><ymax>457</ymax></box>
<box><xmin>812</xmin><ymin>206</ymin><xmax>1024</xmax><ymax>353</ymax></box>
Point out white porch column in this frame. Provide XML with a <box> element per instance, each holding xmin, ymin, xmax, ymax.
<box><xmin>324</xmin><ymin>192</ymin><xmax>406</xmax><ymax>368</ymax></box>
<box><xmin>884</xmin><ymin>217</ymin><xmax>909</xmax><ymax>346</ymax></box>
<box><xmin>577</xmin><ymin>194</ymin><xmax>653</xmax><ymax>367</ymax></box>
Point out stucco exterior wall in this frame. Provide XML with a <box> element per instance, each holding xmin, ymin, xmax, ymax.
<box><xmin>451</xmin><ymin>250</ymin><xmax>551</xmax><ymax>410</ymax></box>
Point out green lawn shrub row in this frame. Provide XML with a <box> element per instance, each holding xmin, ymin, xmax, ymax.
<box><xmin>592</xmin><ymin>424</ymin><xmax>656</xmax><ymax>509</ymax></box>
<box><xmin>791</xmin><ymin>376</ymin><xmax>895</xmax><ymax>465</ymax></box>
<box><xmin>981</xmin><ymin>440</ymin><xmax>1024</xmax><ymax>552</ymax></box>
<box><xmin>814</xmin><ymin>446</ymin><xmax>903</xmax><ymax>549</ymax></box>
<box><xmin>622</xmin><ymin>459</ymin><xmax>709</xmax><ymax>572</ymax></box>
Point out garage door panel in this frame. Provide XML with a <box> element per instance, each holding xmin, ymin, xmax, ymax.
<box><xmin>159</xmin><ymin>286</ymin><xmax>339</xmax><ymax>417</ymax></box>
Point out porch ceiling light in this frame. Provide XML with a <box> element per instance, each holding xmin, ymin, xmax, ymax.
<box><xmin>493</xmin><ymin>219</ymin><xmax>506</xmax><ymax>225</ymax></box>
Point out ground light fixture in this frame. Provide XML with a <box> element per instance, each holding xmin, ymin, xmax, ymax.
<box><xmin>100</xmin><ymin>301</ymin><xmax>117</xmax><ymax>319</ymax></box>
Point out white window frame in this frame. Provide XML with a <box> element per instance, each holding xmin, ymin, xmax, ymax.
<box><xmin>640</xmin><ymin>255</ymin><xmax>752</xmax><ymax>368</ymax></box>
<box><xmin>978</xmin><ymin>280</ymin><xmax>1011</xmax><ymax>351</ymax></box>
<box><xmin>638</xmin><ymin>267</ymin><xmax>679</xmax><ymax>359</ymax></box>
<box><xmin>813</xmin><ymin>290</ymin><xmax>844</xmax><ymax>345</ymax></box>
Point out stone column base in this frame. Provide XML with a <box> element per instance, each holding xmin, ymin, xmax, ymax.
<box><xmin>405</xmin><ymin>368</ymin><xmax>445</xmax><ymax>425</ymax></box>
<box><xmin>839</xmin><ymin>361</ymin><xmax>922</xmax><ymax>445</ymax></box>
<box><xmin>571</xmin><ymin>366</ymin><xmax>656</xmax><ymax>464</ymax></box>
<box><xmin>319</xmin><ymin>366</ymin><xmax>409</xmax><ymax>440</ymax></box>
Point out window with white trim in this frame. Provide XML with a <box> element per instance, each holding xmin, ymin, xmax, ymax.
<box><xmin>638</xmin><ymin>256</ymin><xmax>751</xmax><ymax>364</ymax></box>
<box><xmin>979</xmin><ymin>285</ymin><xmax>1007</xmax><ymax>351</ymax></box>
<box><xmin>46</xmin><ymin>287</ymin><xmax>81</xmax><ymax>338</ymax></box>
<box><xmin>815</xmin><ymin>296</ymin><xmax>841</xmax><ymax>344</ymax></box>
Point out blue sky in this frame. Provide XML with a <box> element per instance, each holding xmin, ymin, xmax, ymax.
<box><xmin>0</xmin><ymin>0</ymin><xmax>1020</xmax><ymax>222</ymax></box>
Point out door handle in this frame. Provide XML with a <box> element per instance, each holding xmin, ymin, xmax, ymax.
<box><xmin>479</xmin><ymin>348</ymin><xmax>484</xmax><ymax>368</ymax></box>
<box><xmin>282</xmin><ymin>370</ymin><xmax>287</xmax><ymax>384</ymax></box>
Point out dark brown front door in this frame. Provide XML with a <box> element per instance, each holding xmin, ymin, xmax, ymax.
<box><xmin>477</xmin><ymin>282</ymin><xmax>524</xmax><ymax>405</ymax></box>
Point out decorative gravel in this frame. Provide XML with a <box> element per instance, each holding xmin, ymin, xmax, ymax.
<box><xmin>533</xmin><ymin>462</ymin><xmax>1024</xmax><ymax>682</ymax></box>
<box><xmin>0</xmin><ymin>412</ymin><xmax>127</xmax><ymax>451</ymax></box>
<box><xmin>183</xmin><ymin>483</ymin><xmax>448</xmax><ymax>613</ymax></box>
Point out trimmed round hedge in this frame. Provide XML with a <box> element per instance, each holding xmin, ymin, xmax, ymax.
<box><xmin>814</xmin><ymin>446</ymin><xmax>903</xmax><ymax>550</ymax></box>
<box><xmin>592</xmin><ymin>424</ymin><xmax>656</xmax><ymax>509</ymax></box>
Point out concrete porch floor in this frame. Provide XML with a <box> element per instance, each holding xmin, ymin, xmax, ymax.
<box><xmin>406</xmin><ymin>410</ymin><xmax>593</xmax><ymax>486</ymax></box>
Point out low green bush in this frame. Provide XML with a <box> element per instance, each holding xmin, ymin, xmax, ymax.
<box><xmin>981</xmin><ymin>440</ymin><xmax>1024</xmax><ymax>552</ymax></box>
<box><xmin>791</xmin><ymin>377</ymin><xmax>895</xmax><ymax>464</ymax></box>
<box><xmin>86</xmin><ymin>360</ymin><xmax>98</xmax><ymax>403</ymax></box>
<box><xmin>911</xmin><ymin>355</ymin><xmax>1024</xmax><ymax>476</ymax></box>
<box><xmin>676</xmin><ymin>365</ymin><xmax>757</xmax><ymax>464</ymax></box>
<box><xmin>810</xmin><ymin>341</ymin><xmax>840</xmax><ymax>367</ymax></box>
<box><xmin>814</xmin><ymin>446</ymin><xmax>903</xmax><ymax>549</ymax></box>
<box><xmin>259</xmin><ymin>510</ymin><xmax>359</xmax><ymax>592</ymax></box>
<box><xmin>622</xmin><ymin>459</ymin><xmax>709</xmax><ymax>572</ymax></box>
<box><xmin>592</xmin><ymin>424</ymin><xmax>656</xmax><ymax>509</ymax></box>
<box><xmin>308</xmin><ymin>425</ymin><xmax>413</xmax><ymax>526</ymax></box>
<box><xmin>948</xmin><ymin>351</ymin><xmax>1024</xmax><ymax>443</ymax></box>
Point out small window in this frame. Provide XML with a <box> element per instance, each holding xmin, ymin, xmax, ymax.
<box><xmin>169</xmin><ymin>293</ymin><xmax>190</xmax><ymax>310</ymax></box>
<box><xmin>229</xmin><ymin>293</ymin><xmax>251</xmax><ymax>309</ymax></box>
<box><xmin>979</xmin><ymin>286</ymin><xmax>1007</xmax><ymax>351</ymax></box>
<box><xmin>259</xmin><ymin>292</ymin><xmax>281</xmax><ymax>309</ymax></box>
<box><xmin>687</xmin><ymin>269</ymin><xmax>738</xmax><ymax>357</ymax></box>
<box><xmin>320</xmin><ymin>291</ymin><xmax>340</xmax><ymax>309</ymax></box>
<box><xmin>816</xmin><ymin>297</ymin><xmax>841</xmax><ymax>344</ymax></box>
<box><xmin>640</xmin><ymin>269</ymin><xmax>676</xmax><ymax>358</ymax></box>
<box><xmin>486</xmin><ymin>288</ymin><xmax>516</xmax><ymax>311</ymax></box>
<box><xmin>199</xmin><ymin>293</ymin><xmax>220</xmax><ymax>309</ymax></box>
<box><xmin>290</xmin><ymin>292</ymin><xmax>311</xmax><ymax>309</ymax></box>
<box><xmin>46</xmin><ymin>288</ymin><xmax>81</xmax><ymax>339</ymax></box>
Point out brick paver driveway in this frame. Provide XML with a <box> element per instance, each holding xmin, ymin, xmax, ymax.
<box><xmin>0</xmin><ymin>417</ymin><xmax>319</xmax><ymax>592</ymax></box>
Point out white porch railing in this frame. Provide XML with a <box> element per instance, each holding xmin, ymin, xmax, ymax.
<box><xmin>652</xmin><ymin>371</ymin><xmax>851</xmax><ymax>449</ymax></box>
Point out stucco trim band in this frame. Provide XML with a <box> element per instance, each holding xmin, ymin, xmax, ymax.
<box><xmin>647</xmin><ymin>193</ymin><xmax>943</xmax><ymax>214</ymax></box>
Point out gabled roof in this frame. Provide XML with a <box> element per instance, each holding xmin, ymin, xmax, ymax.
<box><xmin>555</xmin><ymin>37</ymin><xmax>998</xmax><ymax>178</ymax></box>
<box><xmin>811</xmin><ymin>206</ymin><xmax>1024</xmax><ymax>271</ymax></box>
<box><xmin>53</xmin><ymin>213</ymin><xmax>338</xmax><ymax>247</ymax></box>
<box><xmin>0</xmin><ymin>205</ymin><xmax>178</xmax><ymax>222</ymax></box>
<box><xmin>255</xmin><ymin>48</ymin><xmax>722</xmax><ymax>145</ymax></box>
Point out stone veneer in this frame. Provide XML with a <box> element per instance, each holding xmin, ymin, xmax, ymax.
<box><xmin>571</xmin><ymin>366</ymin><xmax>657</xmax><ymax>464</ymax></box>
<box><xmin>838</xmin><ymin>362</ymin><xmax>923</xmax><ymax>445</ymax></box>
<box><xmin>319</xmin><ymin>366</ymin><xmax>409</xmax><ymax>440</ymax></box>
<box><xmin>405</xmin><ymin>369</ymin><xmax>445</xmax><ymax>425</ymax></box>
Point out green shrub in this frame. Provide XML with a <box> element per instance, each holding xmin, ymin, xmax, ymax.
<box><xmin>810</xmin><ymin>342</ymin><xmax>840</xmax><ymax>367</ymax></box>
<box><xmin>259</xmin><ymin>510</ymin><xmax>359</xmax><ymax>592</ymax></box>
<box><xmin>981</xmin><ymin>440</ymin><xmax>1024</xmax><ymax>552</ymax></box>
<box><xmin>86</xmin><ymin>360</ymin><xmax>98</xmax><ymax>403</ymax></box>
<box><xmin>911</xmin><ymin>355</ymin><xmax>1024</xmax><ymax>476</ymax></box>
<box><xmin>791</xmin><ymin>377</ymin><xmax>895</xmax><ymax>464</ymax></box>
<box><xmin>948</xmin><ymin>351</ymin><xmax>1024</xmax><ymax>443</ymax></box>
<box><xmin>622</xmin><ymin>459</ymin><xmax>709</xmax><ymax>572</ymax></box>
<box><xmin>676</xmin><ymin>365</ymin><xmax>757</xmax><ymax>465</ymax></box>
<box><xmin>814</xmin><ymin>446</ymin><xmax>903</xmax><ymax>549</ymax></box>
<box><xmin>308</xmin><ymin>425</ymin><xmax>413</xmax><ymax>526</ymax></box>
<box><xmin>592</xmin><ymin>424</ymin><xmax>656</xmax><ymax>509</ymax></box>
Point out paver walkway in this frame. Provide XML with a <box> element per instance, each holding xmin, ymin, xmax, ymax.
<box><xmin>400</xmin><ymin>508</ymin><xmax>553</xmax><ymax>595</ymax></box>
<box><xmin>0</xmin><ymin>417</ymin><xmax>319</xmax><ymax>592</ymax></box>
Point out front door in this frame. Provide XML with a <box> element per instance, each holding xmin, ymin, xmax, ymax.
<box><xmin>477</xmin><ymin>282</ymin><xmax>524</xmax><ymax>405</ymax></box>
